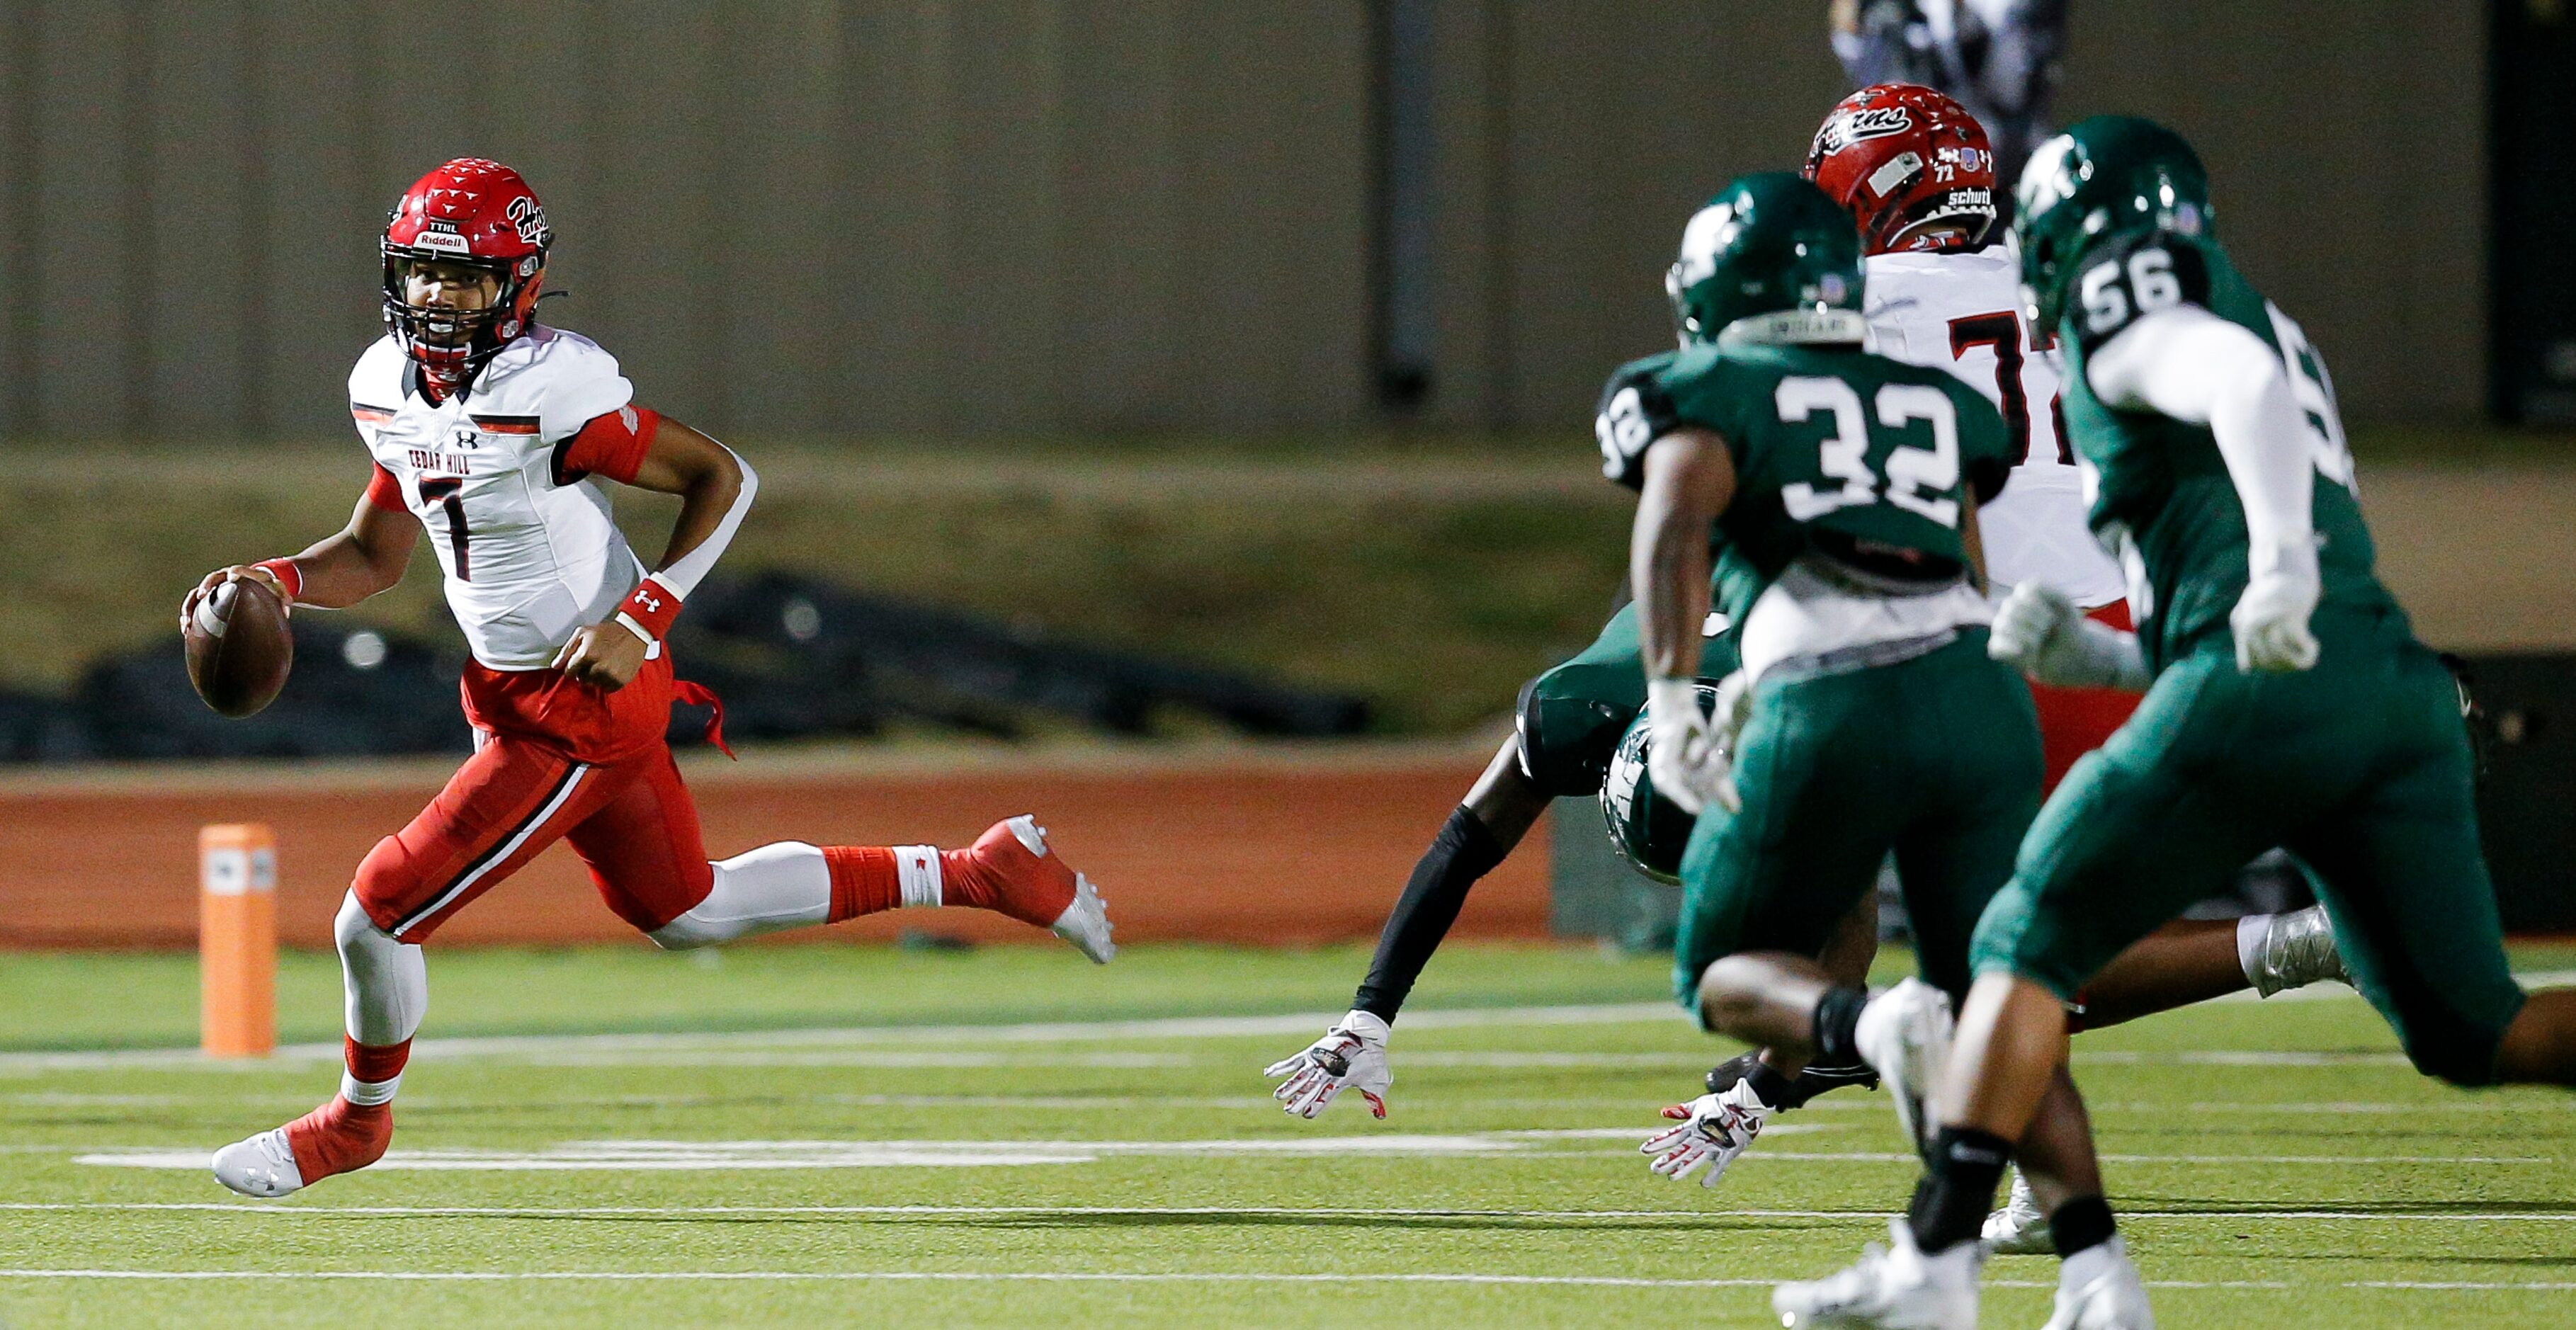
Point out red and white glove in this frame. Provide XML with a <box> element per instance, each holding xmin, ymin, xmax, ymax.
<box><xmin>1640</xmin><ymin>1081</ymin><xmax>1769</xmax><ymax>1188</ymax></box>
<box><xmin>1263</xmin><ymin>1011</ymin><xmax>1392</xmax><ymax>1120</ymax></box>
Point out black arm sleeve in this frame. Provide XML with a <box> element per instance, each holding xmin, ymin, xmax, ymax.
<box><xmin>1351</xmin><ymin>805</ymin><xmax>1510</xmax><ymax>1023</ymax></box>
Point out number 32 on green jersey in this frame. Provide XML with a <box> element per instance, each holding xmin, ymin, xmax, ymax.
<box><xmin>1776</xmin><ymin>377</ymin><xmax>1963</xmax><ymax>528</ymax></box>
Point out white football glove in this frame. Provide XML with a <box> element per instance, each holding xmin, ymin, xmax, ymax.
<box><xmin>1263</xmin><ymin>1010</ymin><xmax>1391</xmax><ymax>1119</ymax></box>
<box><xmin>1647</xmin><ymin>676</ymin><xmax>1733</xmax><ymax>817</ymax></box>
<box><xmin>2232</xmin><ymin>540</ymin><xmax>2321</xmax><ymax>673</ymax></box>
<box><xmin>1640</xmin><ymin>1081</ymin><xmax>1769</xmax><ymax>1188</ymax></box>
<box><xmin>1987</xmin><ymin>581</ymin><xmax>2150</xmax><ymax>690</ymax></box>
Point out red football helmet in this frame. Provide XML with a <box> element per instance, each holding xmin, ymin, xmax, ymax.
<box><xmin>1803</xmin><ymin>84</ymin><xmax>1998</xmax><ymax>255</ymax></box>
<box><xmin>380</xmin><ymin>158</ymin><xmax>552</xmax><ymax>379</ymax></box>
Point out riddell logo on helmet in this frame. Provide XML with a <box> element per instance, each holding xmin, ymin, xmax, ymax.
<box><xmin>1817</xmin><ymin>106</ymin><xmax>1914</xmax><ymax>155</ymax></box>
<box><xmin>414</xmin><ymin>227</ymin><xmax>468</xmax><ymax>255</ymax></box>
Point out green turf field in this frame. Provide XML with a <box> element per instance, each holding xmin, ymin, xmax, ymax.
<box><xmin>1</xmin><ymin>941</ymin><xmax>2571</xmax><ymax>1327</ymax></box>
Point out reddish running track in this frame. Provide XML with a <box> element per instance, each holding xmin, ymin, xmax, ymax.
<box><xmin>0</xmin><ymin>744</ymin><xmax>1551</xmax><ymax>950</ymax></box>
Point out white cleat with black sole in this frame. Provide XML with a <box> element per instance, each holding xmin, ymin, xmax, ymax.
<box><xmin>210</xmin><ymin>1127</ymin><xmax>305</xmax><ymax>1199</ymax></box>
<box><xmin>1854</xmin><ymin>977</ymin><xmax>1956</xmax><ymax>1161</ymax></box>
<box><xmin>1774</xmin><ymin>1219</ymin><xmax>1980</xmax><ymax>1329</ymax></box>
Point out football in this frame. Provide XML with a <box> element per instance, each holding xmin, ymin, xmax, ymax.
<box><xmin>183</xmin><ymin>575</ymin><xmax>294</xmax><ymax>717</ymax></box>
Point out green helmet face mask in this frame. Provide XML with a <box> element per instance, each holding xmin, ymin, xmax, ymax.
<box><xmin>1667</xmin><ymin>172</ymin><xmax>1866</xmax><ymax>348</ymax></box>
<box><xmin>2012</xmin><ymin>115</ymin><xmax>2215</xmax><ymax>334</ymax></box>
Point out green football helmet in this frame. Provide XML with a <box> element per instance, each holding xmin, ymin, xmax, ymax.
<box><xmin>1666</xmin><ymin>172</ymin><xmax>1863</xmax><ymax>347</ymax></box>
<box><xmin>1596</xmin><ymin>689</ymin><xmax>1718</xmax><ymax>886</ymax></box>
<box><xmin>2011</xmin><ymin>115</ymin><xmax>2214</xmax><ymax>334</ymax></box>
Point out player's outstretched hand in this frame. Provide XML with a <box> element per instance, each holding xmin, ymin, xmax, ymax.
<box><xmin>1263</xmin><ymin>1011</ymin><xmax>1391</xmax><ymax>1119</ymax></box>
<box><xmin>554</xmin><ymin>620</ymin><xmax>649</xmax><ymax>690</ymax></box>
<box><xmin>1640</xmin><ymin>1084</ymin><xmax>1767</xmax><ymax>1188</ymax></box>
<box><xmin>2231</xmin><ymin>542</ymin><xmax>2321</xmax><ymax>673</ymax></box>
<box><xmin>1646</xmin><ymin>676</ymin><xmax>1730</xmax><ymax>817</ymax></box>
<box><xmin>1988</xmin><ymin>581</ymin><xmax>2149</xmax><ymax>690</ymax></box>
<box><xmin>180</xmin><ymin>566</ymin><xmax>289</xmax><ymax>635</ymax></box>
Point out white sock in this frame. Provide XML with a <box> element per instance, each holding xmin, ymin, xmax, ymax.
<box><xmin>336</xmin><ymin>892</ymin><xmax>426</xmax><ymax>1106</ymax></box>
<box><xmin>2235</xmin><ymin>914</ymin><xmax>2277</xmax><ymax>988</ymax></box>
<box><xmin>648</xmin><ymin>842</ymin><xmax>832</xmax><ymax>949</ymax></box>
<box><xmin>341</xmin><ymin>1070</ymin><xmax>403</xmax><ymax>1106</ymax></box>
<box><xmin>2059</xmin><ymin>1233</ymin><xmax>2128</xmax><ymax>1289</ymax></box>
<box><xmin>337</xmin><ymin>892</ymin><xmax>426</xmax><ymax>1050</ymax></box>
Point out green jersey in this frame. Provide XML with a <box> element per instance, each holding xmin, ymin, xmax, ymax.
<box><xmin>2057</xmin><ymin>229</ymin><xmax>2400</xmax><ymax>671</ymax></box>
<box><xmin>1595</xmin><ymin>340</ymin><xmax>2012</xmax><ymax>623</ymax></box>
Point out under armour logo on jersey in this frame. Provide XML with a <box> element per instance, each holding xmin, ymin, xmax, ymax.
<box><xmin>450</xmin><ymin>425</ymin><xmax>480</xmax><ymax>450</ymax></box>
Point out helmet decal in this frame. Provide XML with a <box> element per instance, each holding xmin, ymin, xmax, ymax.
<box><xmin>1814</xmin><ymin>105</ymin><xmax>1915</xmax><ymax>156</ymax></box>
<box><xmin>1673</xmin><ymin>202</ymin><xmax>1743</xmax><ymax>288</ymax></box>
<box><xmin>505</xmin><ymin>195</ymin><xmax>550</xmax><ymax>246</ymax></box>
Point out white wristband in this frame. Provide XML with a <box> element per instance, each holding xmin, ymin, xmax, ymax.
<box><xmin>1339</xmin><ymin>1009</ymin><xmax>1392</xmax><ymax>1043</ymax></box>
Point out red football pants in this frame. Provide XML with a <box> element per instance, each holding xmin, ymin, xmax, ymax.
<box><xmin>2026</xmin><ymin>600</ymin><xmax>2144</xmax><ymax>794</ymax></box>
<box><xmin>353</xmin><ymin>732</ymin><xmax>715</xmax><ymax>943</ymax></box>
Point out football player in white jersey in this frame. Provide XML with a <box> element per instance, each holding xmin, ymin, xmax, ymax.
<box><xmin>192</xmin><ymin>159</ymin><xmax>1115</xmax><ymax>1199</ymax></box>
<box><xmin>1637</xmin><ymin>88</ymin><xmax>2349</xmax><ymax>1239</ymax></box>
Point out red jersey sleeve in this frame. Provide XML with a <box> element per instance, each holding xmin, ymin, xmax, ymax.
<box><xmin>364</xmin><ymin>463</ymin><xmax>407</xmax><ymax>513</ymax></box>
<box><xmin>552</xmin><ymin>404</ymin><xmax>662</xmax><ymax>486</ymax></box>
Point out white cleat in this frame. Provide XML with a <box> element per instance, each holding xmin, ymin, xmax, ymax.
<box><xmin>2249</xmin><ymin>904</ymin><xmax>2347</xmax><ymax>996</ymax></box>
<box><xmin>210</xmin><ymin>1127</ymin><xmax>305</xmax><ymax>1199</ymax></box>
<box><xmin>2041</xmin><ymin>1236</ymin><xmax>2154</xmax><ymax>1329</ymax></box>
<box><xmin>1855</xmin><ymin>977</ymin><xmax>1955</xmax><ymax>1161</ymax></box>
<box><xmin>1982</xmin><ymin>1169</ymin><xmax>2053</xmax><ymax>1256</ymax></box>
<box><xmin>1774</xmin><ymin>1220</ymin><xmax>1980</xmax><ymax>1329</ymax></box>
<box><xmin>1051</xmin><ymin>873</ymin><xmax>1116</xmax><ymax>964</ymax></box>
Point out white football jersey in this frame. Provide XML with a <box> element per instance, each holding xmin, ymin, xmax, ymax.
<box><xmin>348</xmin><ymin>326</ymin><xmax>647</xmax><ymax>670</ymax></box>
<box><xmin>1863</xmin><ymin>246</ymin><xmax>2126</xmax><ymax>608</ymax></box>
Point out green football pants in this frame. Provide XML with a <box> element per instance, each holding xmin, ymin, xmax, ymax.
<box><xmin>1972</xmin><ymin>605</ymin><xmax>2525</xmax><ymax>1085</ymax></box>
<box><xmin>1672</xmin><ymin>630</ymin><xmax>2043</xmax><ymax>1016</ymax></box>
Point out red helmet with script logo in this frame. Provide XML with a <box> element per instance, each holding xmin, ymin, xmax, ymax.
<box><xmin>380</xmin><ymin>158</ymin><xmax>552</xmax><ymax>380</ymax></box>
<box><xmin>1803</xmin><ymin>84</ymin><xmax>1999</xmax><ymax>255</ymax></box>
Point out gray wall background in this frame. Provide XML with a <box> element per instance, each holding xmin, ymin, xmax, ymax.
<box><xmin>0</xmin><ymin>1</ymin><xmax>2484</xmax><ymax>442</ymax></box>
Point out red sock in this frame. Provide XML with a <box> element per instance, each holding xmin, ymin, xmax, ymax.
<box><xmin>346</xmin><ymin>1036</ymin><xmax>411</xmax><ymax>1086</ymax></box>
<box><xmin>938</xmin><ymin>848</ymin><xmax>1000</xmax><ymax>912</ymax></box>
<box><xmin>824</xmin><ymin>846</ymin><xmax>899</xmax><ymax>922</ymax></box>
<box><xmin>283</xmin><ymin>1096</ymin><xmax>395</xmax><ymax>1183</ymax></box>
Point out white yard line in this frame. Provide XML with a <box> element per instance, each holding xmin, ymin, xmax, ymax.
<box><xmin>0</xmin><ymin>1002</ymin><xmax>1681</xmax><ymax>1072</ymax></box>
<box><xmin>0</xmin><ymin>1268</ymin><xmax>2567</xmax><ymax>1292</ymax></box>
<box><xmin>73</xmin><ymin>1137</ymin><xmax>2548</xmax><ymax>1173</ymax></box>
<box><xmin>10</xmin><ymin>968</ymin><xmax>2572</xmax><ymax>1073</ymax></box>
<box><xmin>15</xmin><ymin>1201</ymin><xmax>2576</xmax><ymax>1224</ymax></box>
